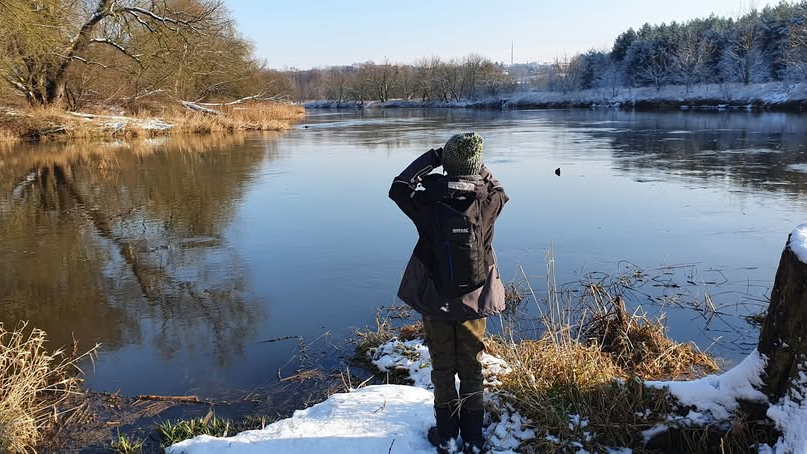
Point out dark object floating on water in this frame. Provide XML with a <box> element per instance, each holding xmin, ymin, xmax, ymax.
<box><xmin>304</xmin><ymin>125</ymin><xmax>310</xmax><ymax>128</ymax></box>
<box><xmin>555</xmin><ymin>167</ymin><xmax>561</xmax><ymax>176</ymax></box>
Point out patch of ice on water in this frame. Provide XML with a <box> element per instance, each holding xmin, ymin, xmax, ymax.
<box><xmin>786</xmin><ymin>163</ymin><xmax>807</xmax><ymax>174</ymax></box>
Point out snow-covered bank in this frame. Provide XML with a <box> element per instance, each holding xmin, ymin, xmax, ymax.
<box><xmin>169</xmin><ymin>337</ymin><xmax>806</xmax><ymax>453</ymax></box>
<box><xmin>646</xmin><ymin>350</ymin><xmax>769</xmax><ymax>422</ymax></box>
<box><xmin>167</xmin><ymin>385</ymin><xmax>436</xmax><ymax>454</ymax></box>
<box><xmin>167</xmin><ymin>338</ymin><xmax>534</xmax><ymax>454</ymax></box>
<box><xmin>646</xmin><ymin>349</ymin><xmax>807</xmax><ymax>454</ymax></box>
<box><xmin>304</xmin><ymin>82</ymin><xmax>807</xmax><ymax>111</ymax></box>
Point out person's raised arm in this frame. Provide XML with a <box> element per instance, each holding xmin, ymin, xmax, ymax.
<box><xmin>388</xmin><ymin>147</ymin><xmax>442</xmax><ymax>221</ymax></box>
<box><xmin>480</xmin><ymin>165</ymin><xmax>509</xmax><ymax>222</ymax></box>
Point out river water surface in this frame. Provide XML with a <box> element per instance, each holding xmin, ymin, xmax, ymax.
<box><xmin>1</xmin><ymin>108</ymin><xmax>806</xmax><ymax>398</ymax></box>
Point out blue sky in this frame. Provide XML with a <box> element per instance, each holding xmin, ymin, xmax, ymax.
<box><xmin>224</xmin><ymin>0</ymin><xmax>778</xmax><ymax>69</ymax></box>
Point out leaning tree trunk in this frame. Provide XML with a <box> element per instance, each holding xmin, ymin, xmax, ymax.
<box><xmin>44</xmin><ymin>0</ymin><xmax>113</xmax><ymax>106</ymax></box>
<box><xmin>758</xmin><ymin>224</ymin><xmax>807</xmax><ymax>403</ymax></box>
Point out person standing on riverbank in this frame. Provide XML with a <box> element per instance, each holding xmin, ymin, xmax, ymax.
<box><xmin>389</xmin><ymin>132</ymin><xmax>509</xmax><ymax>453</ymax></box>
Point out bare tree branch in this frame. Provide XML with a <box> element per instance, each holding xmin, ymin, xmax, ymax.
<box><xmin>65</xmin><ymin>55</ymin><xmax>109</xmax><ymax>69</ymax></box>
<box><xmin>88</xmin><ymin>38</ymin><xmax>144</xmax><ymax>65</ymax></box>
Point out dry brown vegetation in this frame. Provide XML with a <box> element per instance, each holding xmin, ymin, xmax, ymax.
<box><xmin>0</xmin><ymin>102</ymin><xmax>304</xmax><ymax>142</ymax></box>
<box><xmin>486</xmin><ymin>296</ymin><xmax>721</xmax><ymax>453</ymax></box>
<box><xmin>0</xmin><ymin>323</ymin><xmax>96</xmax><ymax>453</ymax></box>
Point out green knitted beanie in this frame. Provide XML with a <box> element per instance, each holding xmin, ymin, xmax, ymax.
<box><xmin>442</xmin><ymin>132</ymin><xmax>484</xmax><ymax>176</ymax></box>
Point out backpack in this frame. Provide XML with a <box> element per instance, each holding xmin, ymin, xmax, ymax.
<box><xmin>432</xmin><ymin>178</ymin><xmax>488</xmax><ymax>298</ymax></box>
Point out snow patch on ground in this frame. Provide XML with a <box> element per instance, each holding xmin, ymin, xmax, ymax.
<box><xmin>369</xmin><ymin>338</ymin><xmax>530</xmax><ymax>452</ymax></box>
<box><xmin>369</xmin><ymin>338</ymin><xmax>513</xmax><ymax>390</ymax></box>
<box><xmin>166</xmin><ymin>385</ymin><xmax>436</xmax><ymax>454</ymax></box>
<box><xmin>646</xmin><ymin>350</ymin><xmax>768</xmax><ymax>422</ymax></box>
<box><xmin>789</xmin><ymin>224</ymin><xmax>807</xmax><ymax>264</ymax></box>
<box><xmin>68</xmin><ymin>111</ymin><xmax>174</xmax><ymax>131</ymax></box>
<box><xmin>370</xmin><ymin>339</ymin><xmax>432</xmax><ymax>388</ymax></box>
<box><xmin>762</xmin><ymin>355</ymin><xmax>807</xmax><ymax>454</ymax></box>
<box><xmin>169</xmin><ymin>337</ymin><xmax>532</xmax><ymax>453</ymax></box>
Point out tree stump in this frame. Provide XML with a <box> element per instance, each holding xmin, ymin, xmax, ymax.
<box><xmin>758</xmin><ymin>224</ymin><xmax>807</xmax><ymax>402</ymax></box>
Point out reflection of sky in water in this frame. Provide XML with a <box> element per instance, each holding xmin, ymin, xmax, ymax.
<box><xmin>3</xmin><ymin>109</ymin><xmax>807</xmax><ymax>397</ymax></box>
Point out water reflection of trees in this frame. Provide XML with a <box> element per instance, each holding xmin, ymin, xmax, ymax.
<box><xmin>0</xmin><ymin>135</ymin><xmax>278</xmax><ymax>366</ymax></box>
<box><xmin>573</xmin><ymin>111</ymin><xmax>807</xmax><ymax>197</ymax></box>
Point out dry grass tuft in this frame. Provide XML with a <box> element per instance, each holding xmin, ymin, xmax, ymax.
<box><xmin>491</xmin><ymin>334</ymin><xmax>674</xmax><ymax>451</ymax></box>
<box><xmin>0</xmin><ymin>322</ymin><xmax>96</xmax><ymax>453</ymax></box>
<box><xmin>398</xmin><ymin>322</ymin><xmax>424</xmax><ymax>341</ymax></box>
<box><xmin>0</xmin><ymin>125</ymin><xmax>17</xmax><ymax>143</ymax></box>
<box><xmin>586</xmin><ymin>297</ymin><xmax>718</xmax><ymax>380</ymax></box>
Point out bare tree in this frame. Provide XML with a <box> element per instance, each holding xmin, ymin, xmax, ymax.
<box><xmin>672</xmin><ymin>29</ymin><xmax>711</xmax><ymax>93</ymax></box>
<box><xmin>366</xmin><ymin>59</ymin><xmax>395</xmax><ymax>102</ymax></box>
<box><xmin>479</xmin><ymin>61</ymin><xmax>514</xmax><ymax>96</ymax></box>
<box><xmin>412</xmin><ymin>57</ymin><xmax>441</xmax><ymax>101</ymax></box>
<box><xmin>323</xmin><ymin>67</ymin><xmax>350</xmax><ymax>103</ymax></box>
<box><xmin>0</xmin><ymin>0</ymin><xmax>228</xmax><ymax>106</ymax></box>
<box><xmin>347</xmin><ymin>65</ymin><xmax>372</xmax><ymax>103</ymax></box>
<box><xmin>784</xmin><ymin>11</ymin><xmax>807</xmax><ymax>85</ymax></box>
<box><xmin>462</xmin><ymin>53</ymin><xmax>485</xmax><ymax>99</ymax></box>
<box><xmin>549</xmin><ymin>54</ymin><xmax>584</xmax><ymax>94</ymax></box>
<box><xmin>395</xmin><ymin>64</ymin><xmax>416</xmax><ymax>100</ymax></box>
<box><xmin>721</xmin><ymin>15</ymin><xmax>766</xmax><ymax>84</ymax></box>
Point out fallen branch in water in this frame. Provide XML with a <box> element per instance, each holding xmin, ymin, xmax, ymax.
<box><xmin>278</xmin><ymin>369</ymin><xmax>324</xmax><ymax>383</ymax></box>
<box><xmin>258</xmin><ymin>335</ymin><xmax>301</xmax><ymax>344</ymax></box>
<box><xmin>135</xmin><ymin>394</ymin><xmax>201</xmax><ymax>403</ymax></box>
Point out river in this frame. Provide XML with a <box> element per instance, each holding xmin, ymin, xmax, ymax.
<box><xmin>1</xmin><ymin>108</ymin><xmax>805</xmax><ymax>399</ymax></box>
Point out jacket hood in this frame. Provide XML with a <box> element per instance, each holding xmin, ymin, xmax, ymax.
<box><xmin>424</xmin><ymin>174</ymin><xmax>489</xmax><ymax>203</ymax></box>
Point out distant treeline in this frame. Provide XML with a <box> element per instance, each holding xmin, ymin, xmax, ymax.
<box><xmin>276</xmin><ymin>55</ymin><xmax>517</xmax><ymax>104</ymax></box>
<box><xmin>0</xmin><ymin>0</ymin><xmax>285</xmax><ymax>110</ymax></box>
<box><xmin>571</xmin><ymin>1</ymin><xmax>807</xmax><ymax>93</ymax></box>
<box><xmin>281</xmin><ymin>1</ymin><xmax>807</xmax><ymax>103</ymax></box>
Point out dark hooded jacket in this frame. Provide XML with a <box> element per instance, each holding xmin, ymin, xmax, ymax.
<box><xmin>389</xmin><ymin>148</ymin><xmax>509</xmax><ymax>320</ymax></box>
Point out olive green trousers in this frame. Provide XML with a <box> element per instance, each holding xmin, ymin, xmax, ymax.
<box><xmin>422</xmin><ymin>316</ymin><xmax>486</xmax><ymax>412</ymax></box>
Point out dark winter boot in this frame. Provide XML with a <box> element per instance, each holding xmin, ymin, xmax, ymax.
<box><xmin>459</xmin><ymin>409</ymin><xmax>485</xmax><ymax>453</ymax></box>
<box><xmin>428</xmin><ymin>406</ymin><xmax>460</xmax><ymax>453</ymax></box>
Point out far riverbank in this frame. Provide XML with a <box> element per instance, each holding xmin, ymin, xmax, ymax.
<box><xmin>305</xmin><ymin>82</ymin><xmax>807</xmax><ymax>112</ymax></box>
